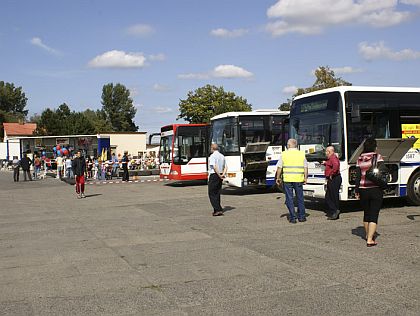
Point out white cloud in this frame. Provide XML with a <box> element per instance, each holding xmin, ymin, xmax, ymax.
<box><xmin>126</xmin><ymin>24</ymin><xmax>155</xmax><ymax>37</ymax></box>
<box><xmin>266</xmin><ymin>0</ymin><xmax>412</xmax><ymax>36</ymax></box>
<box><xmin>88</xmin><ymin>50</ymin><xmax>146</xmax><ymax>68</ymax></box>
<box><xmin>359</xmin><ymin>41</ymin><xmax>420</xmax><ymax>61</ymax></box>
<box><xmin>282</xmin><ymin>85</ymin><xmax>298</xmax><ymax>94</ymax></box>
<box><xmin>210</xmin><ymin>28</ymin><xmax>249</xmax><ymax>38</ymax></box>
<box><xmin>30</xmin><ymin>37</ymin><xmax>59</xmax><ymax>54</ymax></box>
<box><xmin>331</xmin><ymin>66</ymin><xmax>363</xmax><ymax>74</ymax></box>
<box><xmin>212</xmin><ymin>65</ymin><xmax>254</xmax><ymax>78</ymax></box>
<box><xmin>178</xmin><ymin>64</ymin><xmax>253</xmax><ymax>80</ymax></box>
<box><xmin>148</xmin><ymin>53</ymin><xmax>166</xmax><ymax>61</ymax></box>
<box><xmin>154</xmin><ymin>106</ymin><xmax>173</xmax><ymax>113</ymax></box>
<box><xmin>129</xmin><ymin>87</ymin><xmax>140</xmax><ymax>97</ymax></box>
<box><xmin>153</xmin><ymin>83</ymin><xmax>170</xmax><ymax>92</ymax></box>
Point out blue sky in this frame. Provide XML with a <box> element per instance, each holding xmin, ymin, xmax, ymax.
<box><xmin>2</xmin><ymin>0</ymin><xmax>420</xmax><ymax>133</ymax></box>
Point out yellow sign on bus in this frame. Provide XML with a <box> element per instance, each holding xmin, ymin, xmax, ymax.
<box><xmin>402</xmin><ymin>124</ymin><xmax>420</xmax><ymax>149</ymax></box>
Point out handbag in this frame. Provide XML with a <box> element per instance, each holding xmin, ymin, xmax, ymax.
<box><xmin>365</xmin><ymin>154</ymin><xmax>390</xmax><ymax>190</ymax></box>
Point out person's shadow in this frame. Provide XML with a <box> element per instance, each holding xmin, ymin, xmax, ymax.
<box><xmin>351</xmin><ymin>226</ymin><xmax>381</xmax><ymax>241</ymax></box>
<box><xmin>223</xmin><ymin>206</ymin><xmax>236</xmax><ymax>213</ymax></box>
<box><xmin>407</xmin><ymin>215</ymin><xmax>419</xmax><ymax>221</ymax></box>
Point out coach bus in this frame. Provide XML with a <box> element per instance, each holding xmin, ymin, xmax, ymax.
<box><xmin>289</xmin><ymin>86</ymin><xmax>420</xmax><ymax>205</ymax></box>
<box><xmin>159</xmin><ymin>124</ymin><xmax>210</xmax><ymax>181</ymax></box>
<box><xmin>210</xmin><ymin>110</ymin><xmax>289</xmax><ymax>188</ymax></box>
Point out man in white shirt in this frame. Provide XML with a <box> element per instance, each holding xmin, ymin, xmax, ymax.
<box><xmin>56</xmin><ymin>155</ymin><xmax>64</xmax><ymax>179</ymax></box>
<box><xmin>208</xmin><ymin>144</ymin><xmax>227</xmax><ymax>216</ymax></box>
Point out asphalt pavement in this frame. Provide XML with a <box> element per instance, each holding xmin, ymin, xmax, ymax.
<box><xmin>0</xmin><ymin>171</ymin><xmax>419</xmax><ymax>315</ymax></box>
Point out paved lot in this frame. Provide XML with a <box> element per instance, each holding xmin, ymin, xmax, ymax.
<box><xmin>0</xmin><ymin>172</ymin><xmax>419</xmax><ymax>315</ymax></box>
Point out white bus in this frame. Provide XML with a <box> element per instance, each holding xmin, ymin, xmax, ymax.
<box><xmin>289</xmin><ymin>86</ymin><xmax>420</xmax><ymax>205</ymax></box>
<box><xmin>210</xmin><ymin>110</ymin><xmax>289</xmax><ymax>188</ymax></box>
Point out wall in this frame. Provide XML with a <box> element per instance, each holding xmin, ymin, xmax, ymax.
<box><xmin>0</xmin><ymin>139</ymin><xmax>21</xmax><ymax>160</ymax></box>
<box><xmin>108</xmin><ymin>133</ymin><xmax>147</xmax><ymax>157</ymax></box>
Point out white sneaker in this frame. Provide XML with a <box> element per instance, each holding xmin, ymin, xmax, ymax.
<box><xmin>81</xmin><ymin>193</ymin><xmax>86</xmax><ymax>198</ymax></box>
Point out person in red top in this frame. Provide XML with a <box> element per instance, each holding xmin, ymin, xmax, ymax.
<box><xmin>355</xmin><ymin>138</ymin><xmax>384</xmax><ymax>247</ymax></box>
<box><xmin>322</xmin><ymin>146</ymin><xmax>341</xmax><ymax>220</ymax></box>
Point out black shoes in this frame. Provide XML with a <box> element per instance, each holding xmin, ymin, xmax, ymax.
<box><xmin>213</xmin><ymin>211</ymin><xmax>224</xmax><ymax>216</ymax></box>
<box><xmin>289</xmin><ymin>218</ymin><xmax>297</xmax><ymax>224</ymax></box>
<box><xmin>327</xmin><ymin>211</ymin><xmax>340</xmax><ymax>220</ymax></box>
<box><xmin>298</xmin><ymin>217</ymin><xmax>307</xmax><ymax>222</ymax></box>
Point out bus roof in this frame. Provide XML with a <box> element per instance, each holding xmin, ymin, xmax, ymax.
<box><xmin>161</xmin><ymin>123</ymin><xmax>209</xmax><ymax>130</ymax></box>
<box><xmin>293</xmin><ymin>86</ymin><xmax>420</xmax><ymax>101</ymax></box>
<box><xmin>211</xmin><ymin>110</ymin><xmax>289</xmax><ymax>121</ymax></box>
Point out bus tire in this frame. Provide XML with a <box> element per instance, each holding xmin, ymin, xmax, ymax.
<box><xmin>407</xmin><ymin>170</ymin><xmax>420</xmax><ymax>206</ymax></box>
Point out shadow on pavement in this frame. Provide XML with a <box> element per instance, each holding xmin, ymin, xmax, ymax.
<box><xmin>351</xmin><ymin>226</ymin><xmax>381</xmax><ymax>241</ymax></box>
<box><xmin>407</xmin><ymin>214</ymin><xmax>420</xmax><ymax>221</ymax></box>
<box><xmin>165</xmin><ymin>180</ymin><xmax>207</xmax><ymax>187</ymax></box>
<box><xmin>222</xmin><ymin>186</ymin><xmax>278</xmax><ymax>196</ymax></box>
<box><xmin>85</xmin><ymin>194</ymin><xmax>103</xmax><ymax>198</ymax></box>
<box><xmin>223</xmin><ymin>206</ymin><xmax>236</xmax><ymax>213</ymax></box>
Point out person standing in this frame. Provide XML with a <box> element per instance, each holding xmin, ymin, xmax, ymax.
<box><xmin>56</xmin><ymin>155</ymin><xmax>64</xmax><ymax>179</ymax></box>
<box><xmin>72</xmin><ymin>151</ymin><xmax>86</xmax><ymax>198</ymax></box>
<box><xmin>33</xmin><ymin>154</ymin><xmax>41</xmax><ymax>179</ymax></box>
<box><xmin>208</xmin><ymin>144</ymin><xmax>227</xmax><ymax>216</ymax></box>
<box><xmin>111</xmin><ymin>153</ymin><xmax>119</xmax><ymax>177</ymax></box>
<box><xmin>355</xmin><ymin>138</ymin><xmax>384</xmax><ymax>247</ymax></box>
<box><xmin>65</xmin><ymin>156</ymin><xmax>73</xmax><ymax>178</ymax></box>
<box><xmin>323</xmin><ymin>146</ymin><xmax>342</xmax><ymax>220</ymax></box>
<box><xmin>20</xmin><ymin>153</ymin><xmax>32</xmax><ymax>181</ymax></box>
<box><xmin>122</xmin><ymin>151</ymin><xmax>129</xmax><ymax>182</ymax></box>
<box><xmin>276</xmin><ymin>139</ymin><xmax>308</xmax><ymax>223</ymax></box>
<box><xmin>12</xmin><ymin>156</ymin><xmax>20</xmax><ymax>182</ymax></box>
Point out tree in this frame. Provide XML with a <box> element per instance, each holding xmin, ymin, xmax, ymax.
<box><xmin>278</xmin><ymin>66</ymin><xmax>352</xmax><ymax>111</ymax></box>
<box><xmin>295</xmin><ymin>66</ymin><xmax>352</xmax><ymax>96</ymax></box>
<box><xmin>178</xmin><ymin>85</ymin><xmax>252</xmax><ymax>124</ymax></box>
<box><xmin>101</xmin><ymin>83</ymin><xmax>138</xmax><ymax>132</ymax></box>
<box><xmin>35</xmin><ymin>103</ymin><xmax>96</xmax><ymax>136</ymax></box>
<box><xmin>83</xmin><ymin>109</ymin><xmax>112</xmax><ymax>133</ymax></box>
<box><xmin>0</xmin><ymin>81</ymin><xmax>28</xmax><ymax>139</ymax></box>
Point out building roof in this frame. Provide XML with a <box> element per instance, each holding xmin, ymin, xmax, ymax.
<box><xmin>3</xmin><ymin>122</ymin><xmax>37</xmax><ymax>136</ymax></box>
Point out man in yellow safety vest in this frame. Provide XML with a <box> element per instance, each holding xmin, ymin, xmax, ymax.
<box><xmin>276</xmin><ymin>139</ymin><xmax>308</xmax><ymax>223</ymax></box>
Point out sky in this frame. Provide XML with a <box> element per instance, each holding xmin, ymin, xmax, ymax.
<box><xmin>1</xmin><ymin>0</ymin><xmax>420</xmax><ymax>133</ymax></box>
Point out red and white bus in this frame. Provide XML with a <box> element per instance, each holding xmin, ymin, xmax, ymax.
<box><xmin>159</xmin><ymin>124</ymin><xmax>210</xmax><ymax>181</ymax></box>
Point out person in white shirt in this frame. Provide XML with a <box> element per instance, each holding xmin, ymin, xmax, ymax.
<box><xmin>56</xmin><ymin>155</ymin><xmax>64</xmax><ymax>179</ymax></box>
<box><xmin>208</xmin><ymin>144</ymin><xmax>227</xmax><ymax>216</ymax></box>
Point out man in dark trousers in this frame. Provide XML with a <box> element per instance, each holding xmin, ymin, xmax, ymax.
<box><xmin>20</xmin><ymin>153</ymin><xmax>32</xmax><ymax>181</ymax></box>
<box><xmin>323</xmin><ymin>146</ymin><xmax>341</xmax><ymax>220</ymax></box>
<box><xmin>208</xmin><ymin>144</ymin><xmax>227</xmax><ymax>216</ymax></box>
<box><xmin>72</xmin><ymin>151</ymin><xmax>86</xmax><ymax>198</ymax></box>
<box><xmin>122</xmin><ymin>151</ymin><xmax>129</xmax><ymax>182</ymax></box>
<box><xmin>12</xmin><ymin>156</ymin><xmax>20</xmax><ymax>182</ymax></box>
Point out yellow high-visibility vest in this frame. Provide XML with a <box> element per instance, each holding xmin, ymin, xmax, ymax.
<box><xmin>281</xmin><ymin>149</ymin><xmax>305</xmax><ymax>183</ymax></box>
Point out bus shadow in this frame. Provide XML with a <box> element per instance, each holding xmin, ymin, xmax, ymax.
<box><xmin>221</xmin><ymin>186</ymin><xmax>278</xmax><ymax>196</ymax></box>
<box><xmin>165</xmin><ymin>180</ymin><xmax>207</xmax><ymax>187</ymax></box>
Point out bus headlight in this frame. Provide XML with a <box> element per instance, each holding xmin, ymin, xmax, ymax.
<box><xmin>170</xmin><ymin>170</ymin><xmax>178</xmax><ymax>176</ymax></box>
<box><xmin>227</xmin><ymin>173</ymin><xmax>236</xmax><ymax>178</ymax></box>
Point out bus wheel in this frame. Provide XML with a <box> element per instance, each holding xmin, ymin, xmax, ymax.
<box><xmin>407</xmin><ymin>170</ymin><xmax>420</xmax><ymax>206</ymax></box>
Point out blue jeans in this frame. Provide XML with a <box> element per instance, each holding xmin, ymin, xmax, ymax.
<box><xmin>283</xmin><ymin>182</ymin><xmax>305</xmax><ymax>220</ymax></box>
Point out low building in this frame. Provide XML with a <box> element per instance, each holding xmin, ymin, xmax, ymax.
<box><xmin>0</xmin><ymin>122</ymin><xmax>37</xmax><ymax>160</ymax></box>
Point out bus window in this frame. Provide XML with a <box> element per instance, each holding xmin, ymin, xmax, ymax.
<box><xmin>239</xmin><ymin>116</ymin><xmax>270</xmax><ymax>146</ymax></box>
<box><xmin>159</xmin><ymin>135</ymin><xmax>173</xmax><ymax>164</ymax></box>
<box><xmin>211</xmin><ymin>118</ymin><xmax>239</xmax><ymax>155</ymax></box>
<box><xmin>174</xmin><ymin>126</ymin><xmax>207</xmax><ymax>164</ymax></box>
<box><xmin>346</xmin><ymin>91</ymin><xmax>420</xmax><ymax>157</ymax></box>
<box><xmin>271</xmin><ymin>116</ymin><xmax>284</xmax><ymax>146</ymax></box>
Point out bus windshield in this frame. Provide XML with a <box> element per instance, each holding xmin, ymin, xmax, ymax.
<box><xmin>211</xmin><ymin>118</ymin><xmax>239</xmax><ymax>155</ymax></box>
<box><xmin>290</xmin><ymin>92</ymin><xmax>343</xmax><ymax>161</ymax></box>
<box><xmin>173</xmin><ymin>126</ymin><xmax>207</xmax><ymax>165</ymax></box>
<box><xmin>345</xmin><ymin>91</ymin><xmax>420</xmax><ymax>158</ymax></box>
<box><xmin>159</xmin><ymin>135</ymin><xmax>173</xmax><ymax>164</ymax></box>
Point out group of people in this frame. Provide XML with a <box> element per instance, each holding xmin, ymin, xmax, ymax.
<box><xmin>208</xmin><ymin>137</ymin><xmax>385</xmax><ymax>247</ymax></box>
